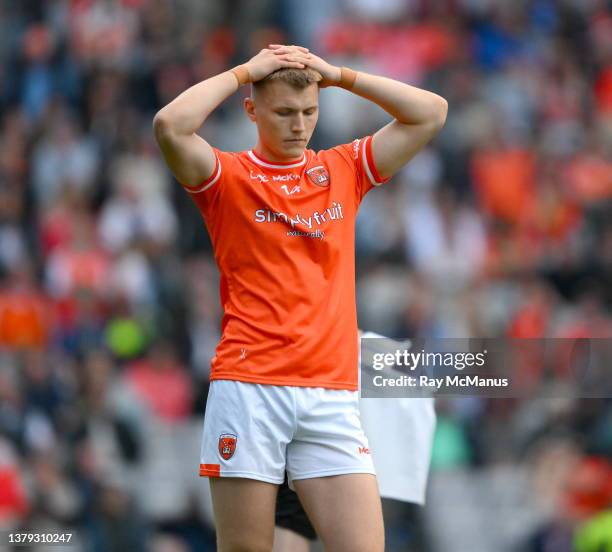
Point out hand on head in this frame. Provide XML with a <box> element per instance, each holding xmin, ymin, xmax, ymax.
<box><xmin>268</xmin><ymin>44</ymin><xmax>341</xmax><ymax>87</ymax></box>
<box><xmin>243</xmin><ymin>45</ymin><xmax>340</xmax><ymax>87</ymax></box>
<box><xmin>244</xmin><ymin>45</ymin><xmax>309</xmax><ymax>82</ymax></box>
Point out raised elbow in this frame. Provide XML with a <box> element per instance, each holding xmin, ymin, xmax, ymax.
<box><xmin>152</xmin><ymin>110</ymin><xmax>173</xmax><ymax>139</ymax></box>
<box><xmin>433</xmin><ymin>97</ymin><xmax>448</xmax><ymax>129</ymax></box>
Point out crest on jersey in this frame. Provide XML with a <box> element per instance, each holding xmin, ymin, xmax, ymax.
<box><xmin>218</xmin><ymin>433</ymin><xmax>237</xmax><ymax>460</ymax></box>
<box><xmin>306</xmin><ymin>165</ymin><xmax>330</xmax><ymax>187</ymax></box>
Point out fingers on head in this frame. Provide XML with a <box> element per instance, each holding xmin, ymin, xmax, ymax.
<box><xmin>277</xmin><ymin>52</ymin><xmax>310</xmax><ymax>60</ymax></box>
<box><xmin>279</xmin><ymin>55</ymin><xmax>307</xmax><ymax>66</ymax></box>
<box><xmin>269</xmin><ymin>43</ymin><xmax>309</xmax><ymax>52</ymax></box>
<box><xmin>279</xmin><ymin>58</ymin><xmax>305</xmax><ymax>68</ymax></box>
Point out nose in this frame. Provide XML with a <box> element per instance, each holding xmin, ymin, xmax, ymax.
<box><xmin>291</xmin><ymin>113</ymin><xmax>305</xmax><ymax>132</ymax></box>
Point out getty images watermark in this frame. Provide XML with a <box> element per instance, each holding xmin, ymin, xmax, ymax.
<box><xmin>360</xmin><ymin>338</ymin><xmax>612</xmax><ymax>398</ymax></box>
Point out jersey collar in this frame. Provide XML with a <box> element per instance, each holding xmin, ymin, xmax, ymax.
<box><xmin>248</xmin><ymin>150</ymin><xmax>306</xmax><ymax>169</ymax></box>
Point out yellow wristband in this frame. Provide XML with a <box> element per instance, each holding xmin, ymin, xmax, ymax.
<box><xmin>338</xmin><ymin>66</ymin><xmax>357</xmax><ymax>90</ymax></box>
<box><xmin>230</xmin><ymin>65</ymin><xmax>251</xmax><ymax>87</ymax></box>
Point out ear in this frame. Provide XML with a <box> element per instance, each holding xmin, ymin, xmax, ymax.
<box><xmin>244</xmin><ymin>97</ymin><xmax>256</xmax><ymax>122</ymax></box>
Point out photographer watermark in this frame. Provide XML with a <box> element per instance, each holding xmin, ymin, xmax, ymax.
<box><xmin>360</xmin><ymin>338</ymin><xmax>612</xmax><ymax>398</ymax></box>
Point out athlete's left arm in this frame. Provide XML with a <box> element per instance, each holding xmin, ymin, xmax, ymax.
<box><xmin>273</xmin><ymin>45</ymin><xmax>448</xmax><ymax>180</ymax></box>
<box><xmin>348</xmin><ymin>72</ymin><xmax>448</xmax><ymax>179</ymax></box>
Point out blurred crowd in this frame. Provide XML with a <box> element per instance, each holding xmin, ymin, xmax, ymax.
<box><xmin>0</xmin><ymin>0</ymin><xmax>611</xmax><ymax>550</ymax></box>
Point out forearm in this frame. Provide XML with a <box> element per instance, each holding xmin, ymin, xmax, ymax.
<box><xmin>347</xmin><ymin>71</ymin><xmax>447</xmax><ymax>127</ymax></box>
<box><xmin>153</xmin><ymin>71</ymin><xmax>238</xmax><ymax>136</ymax></box>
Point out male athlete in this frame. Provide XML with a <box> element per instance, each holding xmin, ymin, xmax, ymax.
<box><xmin>153</xmin><ymin>44</ymin><xmax>447</xmax><ymax>552</ymax></box>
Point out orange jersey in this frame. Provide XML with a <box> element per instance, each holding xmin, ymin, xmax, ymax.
<box><xmin>182</xmin><ymin>135</ymin><xmax>388</xmax><ymax>390</ymax></box>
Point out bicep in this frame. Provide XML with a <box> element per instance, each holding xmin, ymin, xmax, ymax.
<box><xmin>371</xmin><ymin>119</ymin><xmax>443</xmax><ymax>180</ymax></box>
<box><xmin>153</xmin><ymin>123</ymin><xmax>217</xmax><ymax>188</ymax></box>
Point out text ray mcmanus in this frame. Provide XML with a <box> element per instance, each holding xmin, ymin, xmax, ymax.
<box><xmin>371</xmin><ymin>374</ymin><xmax>509</xmax><ymax>389</ymax></box>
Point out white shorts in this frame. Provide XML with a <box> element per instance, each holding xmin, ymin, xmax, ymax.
<box><xmin>199</xmin><ymin>380</ymin><xmax>375</xmax><ymax>487</ymax></box>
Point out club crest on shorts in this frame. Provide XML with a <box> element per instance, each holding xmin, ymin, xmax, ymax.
<box><xmin>306</xmin><ymin>165</ymin><xmax>330</xmax><ymax>187</ymax></box>
<box><xmin>218</xmin><ymin>433</ymin><xmax>237</xmax><ymax>460</ymax></box>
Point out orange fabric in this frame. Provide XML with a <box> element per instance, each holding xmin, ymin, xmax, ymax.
<box><xmin>471</xmin><ymin>148</ymin><xmax>535</xmax><ymax>224</ymax></box>
<box><xmin>199</xmin><ymin>463</ymin><xmax>220</xmax><ymax>477</ymax></box>
<box><xmin>183</xmin><ymin>136</ymin><xmax>388</xmax><ymax>390</ymax></box>
<box><xmin>0</xmin><ymin>290</ymin><xmax>50</xmax><ymax>349</ymax></box>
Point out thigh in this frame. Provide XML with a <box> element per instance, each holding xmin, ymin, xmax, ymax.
<box><xmin>210</xmin><ymin>477</ymin><xmax>279</xmax><ymax>552</ymax></box>
<box><xmin>293</xmin><ymin>473</ymin><xmax>384</xmax><ymax>552</ymax></box>
<box><xmin>272</xmin><ymin>527</ymin><xmax>311</xmax><ymax>552</ymax></box>
<box><xmin>275</xmin><ymin>477</ymin><xmax>317</xmax><ymax>541</ymax></box>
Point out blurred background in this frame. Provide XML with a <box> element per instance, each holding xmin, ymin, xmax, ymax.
<box><xmin>0</xmin><ymin>0</ymin><xmax>611</xmax><ymax>550</ymax></box>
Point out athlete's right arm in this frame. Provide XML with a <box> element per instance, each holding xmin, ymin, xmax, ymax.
<box><xmin>152</xmin><ymin>46</ymin><xmax>309</xmax><ymax>188</ymax></box>
<box><xmin>153</xmin><ymin>72</ymin><xmax>236</xmax><ymax>187</ymax></box>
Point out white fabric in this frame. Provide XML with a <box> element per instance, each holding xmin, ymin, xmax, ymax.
<box><xmin>359</xmin><ymin>397</ymin><xmax>435</xmax><ymax>504</ymax></box>
<box><xmin>359</xmin><ymin>331</ymin><xmax>436</xmax><ymax>505</ymax></box>
<box><xmin>200</xmin><ymin>332</ymin><xmax>436</xmax><ymax>505</ymax></box>
<box><xmin>200</xmin><ymin>380</ymin><xmax>375</xmax><ymax>486</ymax></box>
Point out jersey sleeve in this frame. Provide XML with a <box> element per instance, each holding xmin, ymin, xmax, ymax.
<box><xmin>329</xmin><ymin>135</ymin><xmax>391</xmax><ymax>204</ymax></box>
<box><xmin>179</xmin><ymin>147</ymin><xmax>235</xmax><ymax>217</ymax></box>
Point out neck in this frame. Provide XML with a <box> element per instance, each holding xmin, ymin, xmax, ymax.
<box><xmin>253</xmin><ymin>142</ymin><xmax>304</xmax><ymax>163</ymax></box>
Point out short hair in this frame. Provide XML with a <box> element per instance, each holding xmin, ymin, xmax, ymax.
<box><xmin>252</xmin><ymin>68</ymin><xmax>322</xmax><ymax>94</ymax></box>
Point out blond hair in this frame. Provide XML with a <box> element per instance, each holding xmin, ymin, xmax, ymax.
<box><xmin>253</xmin><ymin>68</ymin><xmax>322</xmax><ymax>92</ymax></box>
